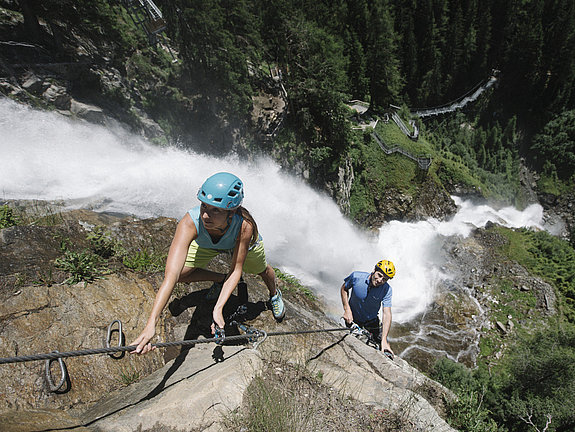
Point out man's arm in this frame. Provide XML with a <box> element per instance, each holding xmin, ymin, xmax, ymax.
<box><xmin>380</xmin><ymin>306</ymin><xmax>393</xmax><ymax>353</ymax></box>
<box><xmin>340</xmin><ymin>283</ymin><xmax>353</xmax><ymax>324</ymax></box>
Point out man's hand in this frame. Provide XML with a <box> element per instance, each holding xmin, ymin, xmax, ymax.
<box><xmin>343</xmin><ymin>309</ymin><xmax>354</xmax><ymax>325</ymax></box>
<box><xmin>130</xmin><ymin>324</ymin><xmax>156</xmax><ymax>355</ymax></box>
<box><xmin>381</xmin><ymin>340</ymin><xmax>394</xmax><ymax>355</ymax></box>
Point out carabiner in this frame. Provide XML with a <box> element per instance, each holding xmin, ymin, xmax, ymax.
<box><xmin>213</xmin><ymin>322</ymin><xmax>225</xmax><ymax>345</ymax></box>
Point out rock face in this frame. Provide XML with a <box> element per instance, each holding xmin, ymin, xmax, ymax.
<box><xmin>364</xmin><ymin>178</ymin><xmax>457</xmax><ymax>228</ymax></box>
<box><xmin>0</xmin><ymin>204</ymin><xmax>456</xmax><ymax>431</ymax></box>
<box><xmin>0</xmin><ymin>274</ymin><xmax>165</xmax><ymax>411</ymax></box>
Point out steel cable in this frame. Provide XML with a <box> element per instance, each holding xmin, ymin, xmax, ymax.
<box><xmin>0</xmin><ymin>327</ymin><xmax>349</xmax><ymax>365</ymax></box>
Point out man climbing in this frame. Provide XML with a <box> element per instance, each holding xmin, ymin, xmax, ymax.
<box><xmin>340</xmin><ymin>260</ymin><xmax>396</xmax><ymax>358</ymax></box>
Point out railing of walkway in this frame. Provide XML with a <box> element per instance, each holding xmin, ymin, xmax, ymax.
<box><xmin>391</xmin><ymin>111</ymin><xmax>419</xmax><ymax>140</ymax></box>
<box><xmin>372</xmin><ymin>132</ymin><xmax>432</xmax><ymax>170</ymax></box>
<box><xmin>411</xmin><ymin>74</ymin><xmax>498</xmax><ymax>118</ymax></box>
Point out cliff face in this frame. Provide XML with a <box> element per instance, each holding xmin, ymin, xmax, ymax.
<box><xmin>0</xmin><ymin>202</ymin><xmax>456</xmax><ymax>431</ymax></box>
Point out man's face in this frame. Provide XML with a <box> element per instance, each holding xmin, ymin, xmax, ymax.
<box><xmin>371</xmin><ymin>269</ymin><xmax>389</xmax><ymax>286</ymax></box>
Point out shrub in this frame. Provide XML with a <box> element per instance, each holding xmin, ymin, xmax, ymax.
<box><xmin>0</xmin><ymin>205</ymin><xmax>18</xmax><ymax>228</ymax></box>
<box><xmin>55</xmin><ymin>249</ymin><xmax>106</xmax><ymax>285</ymax></box>
<box><xmin>87</xmin><ymin>226</ymin><xmax>119</xmax><ymax>259</ymax></box>
<box><xmin>431</xmin><ymin>358</ymin><xmax>498</xmax><ymax>432</ymax></box>
<box><xmin>122</xmin><ymin>249</ymin><xmax>165</xmax><ymax>273</ymax></box>
<box><xmin>496</xmin><ymin>324</ymin><xmax>575</xmax><ymax>432</ymax></box>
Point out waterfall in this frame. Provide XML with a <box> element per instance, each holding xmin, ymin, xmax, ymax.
<box><xmin>0</xmin><ymin>98</ymin><xmax>546</xmax><ymax>330</ymax></box>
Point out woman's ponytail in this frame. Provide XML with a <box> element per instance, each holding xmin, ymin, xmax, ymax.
<box><xmin>238</xmin><ymin>206</ymin><xmax>259</xmax><ymax>247</ymax></box>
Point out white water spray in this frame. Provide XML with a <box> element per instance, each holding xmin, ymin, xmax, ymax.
<box><xmin>0</xmin><ymin>98</ymin><xmax>546</xmax><ymax>324</ymax></box>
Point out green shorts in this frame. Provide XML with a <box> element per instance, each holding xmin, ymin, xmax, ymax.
<box><xmin>184</xmin><ymin>240</ymin><xmax>268</xmax><ymax>275</ymax></box>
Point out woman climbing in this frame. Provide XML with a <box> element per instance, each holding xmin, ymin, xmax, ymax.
<box><xmin>131</xmin><ymin>172</ymin><xmax>285</xmax><ymax>354</ymax></box>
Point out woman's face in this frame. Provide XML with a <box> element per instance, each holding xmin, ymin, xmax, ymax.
<box><xmin>200</xmin><ymin>203</ymin><xmax>230</xmax><ymax>230</ymax></box>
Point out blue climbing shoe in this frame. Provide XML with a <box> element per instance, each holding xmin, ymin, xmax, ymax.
<box><xmin>269</xmin><ymin>288</ymin><xmax>285</xmax><ymax>321</ymax></box>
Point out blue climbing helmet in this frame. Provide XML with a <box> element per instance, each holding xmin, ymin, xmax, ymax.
<box><xmin>197</xmin><ymin>172</ymin><xmax>244</xmax><ymax>209</ymax></box>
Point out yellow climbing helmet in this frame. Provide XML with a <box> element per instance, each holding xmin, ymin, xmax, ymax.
<box><xmin>375</xmin><ymin>260</ymin><xmax>396</xmax><ymax>279</ymax></box>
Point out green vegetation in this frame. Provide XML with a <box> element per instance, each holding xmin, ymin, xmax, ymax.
<box><xmin>375</xmin><ymin>120</ymin><xmax>433</xmax><ymax>158</ymax></box>
<box><xmin>496</xmin><ymin>227</ymin><xmax>575</xmax><ymax>322</ymax></box>
<box><xmin>432</xmin><ymin>227</ymin><xmax>575</xmax><ymax>431</ymax></box>
<box><xmin>54</xmin><ymin>225</ymin><xmax>166</xmax><ymax>285</ymax></box>
<box><xmin>225</xmin><ymin>373</ymin><xmax>314</xmax><ymax>431</ymax></box>
<box><xmin>116</xmin><ymin>368</ymin><xmax>141</xmax><ymax>386</ymax></box>
<box><xmin>433</xmin><ymin>324</ymin><xmax>575</xmax><ymax>432</ymax></box>
<box><xmin>122</xmin><ymin>249</ymin><xmax>165</xmax><ymax>273</ymax></box>
<box><xmin>87</xmin><ymin>226</ymin><xmax>119</xmax><ymax>259</ymax></box>
<box><xmin>10</xmin><ymin>1</ymin><xmax>575</xmax><ymax>216</ymax></box>
<box><xmin>55</xmin><ymin>248</ymin><xmax>107</xmax><ymax>286</ymax></box>
<box><xmin>224</xmin><ymin>360</ymin><xmax>416</xmax><ymax>431</ymax></box>
<box><xmin>273</xmin><ymin>268</ymin><xmax>315</xmax><ymax>299</ymax></box>
<box><xmin>0</xmin><ymin>205</ymin><xmax>18</xmax><ymax>228</ymax></box>
<box><xmin>431</xmin><ymin>359</ymin><xmax>498</xmax><ymax>432</ymax></box>
<box><xmin>531</xmin><ymin>110</ymin><xmax>575</xmax><ymax>181</ymax></box>
<box><xmin>348</xmin><ymin>130</ymin><xmax>421</xmax><ymax>222</ymax></box>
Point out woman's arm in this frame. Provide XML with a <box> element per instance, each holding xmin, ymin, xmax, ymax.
<box><xmin>132</xmin><ymin>213</ymin><xmax>197</xmax><ymax>354</ymax></box>
<box><xmin>212</xmin><ymin>220</ymin><xmax>252</xmax><ymax>329</ymax></box>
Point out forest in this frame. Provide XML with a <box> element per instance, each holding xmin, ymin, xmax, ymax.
<box><xmin>157</xmin><ymin>0</ymin><xmax>575</xmax><ymax>178</ymax></box>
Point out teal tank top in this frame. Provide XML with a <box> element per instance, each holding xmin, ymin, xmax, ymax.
<box><xmin>188</xmin><ymin>206</ymin><xmax>243</xmax><ymax>251</ymax></box>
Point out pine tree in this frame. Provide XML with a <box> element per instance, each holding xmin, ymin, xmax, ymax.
<box><xmin>366</xmin><ymin>0</ymin><xmax>402</xmax><ymax>111</ymax></box>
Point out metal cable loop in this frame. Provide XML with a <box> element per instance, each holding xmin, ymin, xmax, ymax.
<box><xmin>45</xmin><ymin>351</ymin><xmax>67</xmax><ymax>392</ymax></box>
<box><xmin>106</xmin><ymin>320</ymin><xmax>125</xmax><ymax>359</ymax></box>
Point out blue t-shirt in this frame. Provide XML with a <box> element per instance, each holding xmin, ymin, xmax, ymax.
<box><xmin>344</xmin><ymin>271</ymin><xmax>392</xmax><ymax>323</ymax></box>
<box><xmin>188</xmin><ymin>206</ymin><xmax>243</xmax><ymax>250</ymax></box>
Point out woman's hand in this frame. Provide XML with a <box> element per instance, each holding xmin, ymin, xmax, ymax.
<box><xmin>130</xmin><ymin>324</ymin><xmax>157</xmax><ymax>355</ymax></box>
<box><xmin>212</xmin><ymin>307</ymin><xmax>225</xmax><ymax>333</ymax></box>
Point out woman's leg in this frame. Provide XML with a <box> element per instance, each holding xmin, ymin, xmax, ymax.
<box><xmin>258</xmin><ymin>264</ymin><xmax>277</xmax><ymax>297</ymax></box>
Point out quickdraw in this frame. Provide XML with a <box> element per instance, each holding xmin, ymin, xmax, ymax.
<box><xmin>232</xmin><ymin>321</ymin><xmax>267</xmax><ymax>349</ymax></box>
